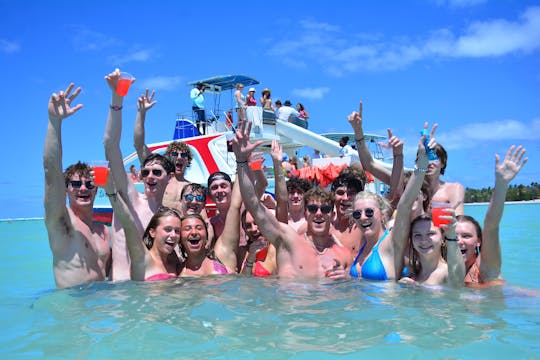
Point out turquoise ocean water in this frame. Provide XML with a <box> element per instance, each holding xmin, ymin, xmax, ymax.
<box><xmin>0</xmin><ymin>203</ymin><xmax>539</xmax><ymax>359</ymax></box>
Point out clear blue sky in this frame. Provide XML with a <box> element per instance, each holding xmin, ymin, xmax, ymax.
<box><xmin>1</xmin><ymin>0</ymin><xmax>539</xmax><ymax>219</ymax></box>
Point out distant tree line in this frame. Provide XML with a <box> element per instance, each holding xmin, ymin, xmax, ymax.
<box><xmin>465</xmin><ymin>182</ymin><xmax>540</xmax><ymax>203</ymax></box>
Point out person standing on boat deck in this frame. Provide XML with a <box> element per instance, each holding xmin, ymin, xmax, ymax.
<box><xmin>43</xmin><ymin>83</ymin><xmax>111</xmax><ymax>288</ymax></box>
<box><xmin>133</xmin><ymin>89</ymin><xmax>193</xmax><ymax>211</ymax></box>
<box><xmin>338</xmin><ymin>136</ymin><xmax>355</xmax><ymax>157</ymax></box>
<box><xmin>296</xmin><ymin>103</ymin><xmax>309</xmax><ymax>120</ymax></box>
<box><xmin>190</xmin><ymin>82</ymin><xmax>206</xmax><ymax>135</ymax></box>
<box><xmin>234</xmin><ymin>83</ymin><xmax>246</xmax><ymax>122</ymax></box>
<box><xmin>232</xmin><ymin>121</ymin><xmax>352</xmax><ymax>279</ymax></box>
<box><xmin>275</xmin><ymin>100</ymin><xmax>300</xmax><ymax>122</ymax></box>
<box><xmin>104</xmin><ymin>69</ymin><xmax>174</xmax><ymax>281</ymax></box>
<box><xmin>260</xmin><ymin>88</ymin><xmax>274</xmax><ymax>111</ymax></box>
<box><xmin>246</xmin><ymin>87</ymin><xmax>257</xmax><ymax>106</ymax></box>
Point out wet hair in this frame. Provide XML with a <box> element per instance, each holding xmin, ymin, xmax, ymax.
<box><xmin>408</xmin><ymin>214</ymin><xmax>446</xmax><ymax>275</ymax></box>
<box><xmin>178</xmin><ymin>213</ymin><xmax>209</xmax><ymax>258</ymax></box>
<box><xmin>331</xmin><ymin>173</ymin><xmax>365</xmax><ymax>193</ymax></box>
<box><xmin>143</xmin><ymin>206</ymin><xmax>182</xmax><ymax>249</ymax></box>
<box><xmin>207</xmin><ymin>171</ymin><xmax>232</xmax><ymax>188</ymax></box>
<box><xmin>286</xmin><ymin>176</ymin><xmax>312</xmax><ymax>194</ymax></box>
<box><xmin>142</xmin><ymin>153</ymin><xmax>175</xmax><ymax>175</ymax></box>
<box><xmin>434</xmin><ymin>144</ymin><xmax>448</xmax><ymax>175</ymax></box>
<box><xmin>304</xmin><ymin>187</ymin><xmax>335</xmax><ymax>207</ymax></box>
<box><xmin>456</xmin><ymin>215</ymin><xmax>482</xmax><ymax>255</ymax></box>
<box><xmin>181</xmin><ymin>183</ymin><xmax>207</xmax><ymax>200</ymax></box>
<box><xmin>64</xmin><ymin>161</ymin><xmax>92</xmax><ymax>187</ymax></box>
<box><xmin>165</xmin><ymin>141</ymin><xmax>193</xmax><ymax>167</ymax></box>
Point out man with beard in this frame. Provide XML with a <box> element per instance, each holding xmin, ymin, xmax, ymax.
<box><xmin>133</xmin><ymin>89</ymin><xmax>193</xmax><ymax>211</ymax></box>
<box><xmin>104</xmin><ymin>69</ymin><xmax>174</xmax><ymax>281</ymax></box>
<box><xmin>44</xmin><ymin>83</ymin><xmax>111</xmax><ymax>288</ymax></box>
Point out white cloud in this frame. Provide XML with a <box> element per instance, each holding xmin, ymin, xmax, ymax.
<box><xmin>0</xmin><ymin>39</ymin><xmax>20</xmax><ymax>54</ymax></box>
<box><xmin>438</xmin><ymin>118</ymin><xmax>540</xmax><ymax>149</ymax></box>
<box><xmin>138</xmin><ymin>76</ymin><xmax>183</xmax><ymax>91</ymax></box>
<box><xmin>291</xmin><ymin>87</ymin><xmax>330</xmax><ymax>100</ymax></box>
<box><xmin>434</xmin><ymin>0</ymin><xmax>487</xmax><ymax>8</ymax></box>
<box><xmin>110</xmin><ymin>49</ymin><xmax>154</xmax><ymax>65</ymax></box>
<box><xmin>69</xmin><ymin>26</ymin><xmax>119</xmax><ymax>52</ymax></box>
<box><xmin>267</xmin><ymin>6</ymin><xmax>540</xmax><ymax>75</ymax></box>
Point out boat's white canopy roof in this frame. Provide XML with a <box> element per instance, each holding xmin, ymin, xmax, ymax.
<box><xmin>187</xmin><ymin>75</ymin><xmax>259</xmax><ymax>93</ymax></box>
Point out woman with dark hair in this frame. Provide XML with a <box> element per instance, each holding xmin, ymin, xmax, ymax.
<box><xmin>296</xmin><ymin>103</ymin><xmax>309</xmax><ymax>120</ymax></box>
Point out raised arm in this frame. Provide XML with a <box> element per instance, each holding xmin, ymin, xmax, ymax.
<box><xmin>103</xmin><ymin>69</ymin><xmax>136</xmax><ymax>203</ymax></box>
<box><xmin>390</xmin><ymin>135</ymin><xmax>428</xmax><ymax>280</ymax></box>
<box><xmin>442</xmin><ymin>207</ymin><xmax>465</xmax><ymax>288</ymax></box>
<box><xmin>133</xmin><ymin>89</ymin><xmax>157</xmax><ymax>164</ymax></box>
<box><xmin>232</xmin><ymin>121</ymin><xmax>292</xmax><ymax>249</ymax></box>
<box><xmin>270</xmin><ymin>140</ymin><xmax>289</xmax><ymax>224</ymax></box>
<box><xmin>348</xmin><ymin>102</ymin><xmax>391</xmax><ymax>183</ymax></box>
<box><xmin>480</xmin><ymin>145</ymin><xmax>527</xmax><ymax>281</ymax></box>
<box><xmin>214</xmin><ymin>179</ymin><xmax>243</xmax><ymax>272</ymax></box>
<box><xmin>43</xmin><ymin>84</ymin><xmax>83</xmax><ymax>246</ymax></box>
<box><xmin>385</xmin><ymin>128</ymin><xmax>405</xmax><ymax>209</ymax></box>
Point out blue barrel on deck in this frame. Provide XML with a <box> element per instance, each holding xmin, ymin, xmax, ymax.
<box><xmin>173</xmin><ymin>118</ymin><xmax>199</xmax><ymax>140</ymax></box>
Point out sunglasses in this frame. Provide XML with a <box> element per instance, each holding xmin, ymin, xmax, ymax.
<box><xmin>352</xmin><ymin>208</ymin><xmax>375</xmax><ymax>219</ymax></box>
<box><xmin>306</xmin><ymin>204</ymin><xmax>333</xmax><ymax>214</ymax></box>
<box><xmin>141</xmin><ymin>169</ymin><xmax>163</xmax><ymax>177</ymax></box>
<box><xmin>68</xmin><ymin>180</ymin><xmax>95</xmax><ymax>190</ymax></box>
<box><xmin>184</xmin><ymin>194</ymin><xmax>205</xmax><ymax>202</ymax></box>
<box><xmin>170</xmin><ymin>151</ymin><xmax>189</xmax><ymax>159</ymax></box>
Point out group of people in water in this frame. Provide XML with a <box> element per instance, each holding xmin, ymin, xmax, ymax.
<box><xmin>44</xmin><ymin>69</ymin><xmax>528</xmax><ymax>290</ymax></box>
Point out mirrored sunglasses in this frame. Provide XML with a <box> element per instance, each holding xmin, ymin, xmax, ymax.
<box><xmin>352</xmin><ymin>208</ymin><xmax>375</xmax><ymax>219</ymax></box>
<box><xmin>306</xmin><ymin>204</ymin><xmax>333</xmax><ymax>214</ymax></box>
<box><xmin>184</xmin><ymin>194</ymin><xmax>205</xmax><ymax>202</ymax></box>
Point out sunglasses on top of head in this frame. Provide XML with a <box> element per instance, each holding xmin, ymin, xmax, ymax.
<box><xmin>170</xmin><ymin>151</ymin><xmax>189</xmax><ymax>159</ymax></box>
<box><xmin>68</xmin><ymin>180</ymin><xmax>95</xmax><ymax>190</ymax></box>
<box><xmin>140</xmin><ymin>169</ymin><xmax>163</xmax><ymax>177</ymax></box>
<box><xmin>184</xmin><ymin>194</ymin><xmax>205</xmax><ymax>202</ymax></box>
<box><xmin>352</xmin><ymin>208</ymin><xmax>375</xmax><ymax>220</ymax></box>
<box><xmin>306</xmin><ymin>204</ymin><xmax>333</xmax><ymax>214</ymax></box>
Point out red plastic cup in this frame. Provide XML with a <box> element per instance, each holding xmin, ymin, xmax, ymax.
<box><xmin>91</xmin><ymin>161</ymin><xmax>109</xmax><ymax>186</ymax></box>
<box><xmin>249</xmin><ymin>159</ymin><xmax>264</xmax><ymax>171</ymax></box>
<box><xmin>116</xmin><ymin>72</ymin><xmax>134</xmax><ymax>96</ymax></box>
<box><xmin>431</xmin><ymin>202</ymin><xmax>451</xmax><ymax>227</ymax></box>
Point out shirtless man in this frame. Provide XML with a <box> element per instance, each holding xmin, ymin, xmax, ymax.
<box><xmin>349</xmin><ymin>101</ymin><xmax>464</xmax><ymax>215</ymax></box>
<box><xmin>330</xmin><ymin>174</ymin><xmax>364</xmax><ymax>260</ymax></box>
<box><xmin>270</xmin><ymin>139</ymin><xmax>311</xmax><ymax>231</ymax></box>
<box><xmin>233</xmin><ymin>121</ymin><xmax>351</xmax><ymax>279</ymax></box>
<box><xmin>43</xmin><ymin>83</ymin><xmax>111</xmax><ymax>288</ymax></box>
<box><xmin>103</xmin><ymin>69</ymin><xmax>173</xmax><ymax>281</ymax></box>
<box><xmin>133</xmin><ymin>89</ymin><xmax>192</xmax><ymax>211</ymax></box>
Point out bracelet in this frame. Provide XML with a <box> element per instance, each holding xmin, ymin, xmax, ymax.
<box><xmin>106</xmin><ymin>192</ymin><xmax>118</xmax><ymax>199</ymax></box>
<box><xmin>444</xmin><ymin>237</ymin><xmax>457</xmax><ymax>242</ymax></box>
<box><xmin>236</xmin><ymin>160</ymin><xmax>248</xmax><ymax>164</ymax></box>
<box><xmin>245</xmin><ymin>261</ymin><xmax>254</xmax><ymax>267</ymax></box>
<box><xmin>414</xmin><ymin>167</ymin><xmax>428</xmax><ymax>174</ymax></box>
<box><xmin>355</xmin><ymin>136</ymin><xmax>365</xmax><ymax>142</ymax></box>
<box><xmin>110</xmin><ymin>104</ymin><xmax>123</xmax><ymax>111</ymax></box>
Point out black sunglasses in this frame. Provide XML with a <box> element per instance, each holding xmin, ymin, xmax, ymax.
<box><xmin>141</xmin><ymin>169</ymin><xmax>163</xmax><ymax>177</ymax></box>
<box><xmin>68</xmin><ymin>180</ymin><xmax>95</xmax><ymax>190</ymax></box>
<box><xmin>184</xmin><ymin>194</ymin><xmax>205</xmax><ymax>202</ymax></box>
<box><xmin>306</xmin><ymin>204</ymin><xmax>333</xmax><ymax>214</ymax></box>
<box><xmin>352</xmin><ymin>208</ymin><xmax>375</xmax><ymax>219</ymax></box>
<box><xmin>170</xmin><ymin>151</ymin><xmax>189</xmax><ymax>159</ymax></box>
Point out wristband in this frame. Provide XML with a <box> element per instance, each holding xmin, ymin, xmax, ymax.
<box><xmin>355</xmin><ymin>136</ymin><xmax>365</xmax><ymax>142</ymax></box>
<box><xmin>444</xmin><ymin>237</ymin><xmax>457</xmax><ymax>242</ymax></box>
<box><xmin>106</xmin><ymin>192</ymin><xmax>117</xmax><ymax>199</ymax></box>
<box><xmin>110</xmin><ymin>104</ymin><xmax>123</xmax><ymax>111</ymax></box>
